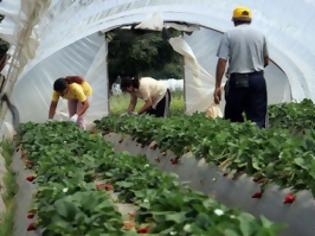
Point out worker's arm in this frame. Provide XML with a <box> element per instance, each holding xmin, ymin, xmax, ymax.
<box><xmin>48</xmin><ymin>101</ymin><xmax>58</xmax><ymax>119</ymax></box>
<box><xmin>264</xmin><ymin>56</ymin><xmax>269</xmax><ymax>67</ymax></box>
<box><xmin>263</xmin><ymin>36</ymin><xmax>269</xmax><ymax>67</ymax></box>
<box><xmin>138</xmin><ymin>98</ymin><xmax>153</xmax><ymax>114</ymax></box>
<box><xmin>76</xmin><ymin>99</ymin><xmax>90</xmax><ymax>116</ymax></box>
<box><xmin>214</xmin><ymin>58</ymin><xmax>227</xmax><ymax>104</ymax></box>
<box><xmin>128</xmin><ymin>94</ymin><xmax>137</xmax><ymax>113</ymax></box>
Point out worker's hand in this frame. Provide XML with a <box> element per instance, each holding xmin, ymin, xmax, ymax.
<box><xmin>69</xmin><ymin>114</ymin><xmax>79</xmax><ymax>123</ymax></box>
<box><xmin>213</xmin><ymin>87</ymin><xmax>222</xmax><ymax>104</ymax></box>
<box><xmin>127</xmin><ymin>109</ymin><xmax>135</xmax><ymax>114</ymax></box>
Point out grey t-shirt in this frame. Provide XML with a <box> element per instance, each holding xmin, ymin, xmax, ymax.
<box><xmin>217</xmin><ymin>24</ymin><xmax>268</xmax><ymax>75</ymax></box>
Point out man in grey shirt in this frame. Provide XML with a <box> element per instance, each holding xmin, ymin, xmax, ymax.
<box><xmin>214</xmin><ymin>6</ymin><xmax>269</xmax><ymax>128</ymax></box>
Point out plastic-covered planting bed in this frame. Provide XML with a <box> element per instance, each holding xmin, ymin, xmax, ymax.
<box><xmin>13</xmin><ymin>122</ymin><xmax>284</xmax><ymax>235</ymax></box>
<box><xmin>105</xmin><ymin>133</ymin><xmax>315</xmax><ymax>236</ymax></box>
<box><xmin>11</xmin><ymin>150</ymin><xmax>38</xmax><ymax>236</ymax></box>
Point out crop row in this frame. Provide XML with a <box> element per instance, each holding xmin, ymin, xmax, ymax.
<box><xmin>17</xmin><ymin>122</ymin><xmax>280</xmax><ymax>236</ymax></box>
<box><xmin>95</xmin><ymin>109</ymin><xmax>315</xmax><ymax>197</ymax></box>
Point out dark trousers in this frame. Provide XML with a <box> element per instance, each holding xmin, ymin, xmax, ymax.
<box><xmin>224</xmin><ymin>71</ymin><xmax>267</xmax><ymax>128</ymax></box>
<box><xmin>146</xmin><ymin>89</ymin><xmax>171</xmax><ymax>117</ymax></box>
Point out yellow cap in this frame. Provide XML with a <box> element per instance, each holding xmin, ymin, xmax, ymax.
<box><xmin>232</xmin><ymin>6</ymin><xmax>252</xmax><ymax>21</ymax></box>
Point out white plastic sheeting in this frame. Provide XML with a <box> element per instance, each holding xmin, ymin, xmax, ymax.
<box><xmin>0</xmin><ymin>0</ymin><xmax>314</xmax><ymax>122</ymax></box>
<box><xmin>169</xmin><ymin>37</ymin><xmax>218</xmax><ymax>114</ymax></box>
<box><xmin>12</xmin><ymin>33</ymin><xmax>108</xmax><ymax>123</ymax></box>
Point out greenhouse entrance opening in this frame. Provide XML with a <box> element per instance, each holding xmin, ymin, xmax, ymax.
<box><xmin>106</xmin><ymin>25</ymin><xmax>185</xmax><ymax>116</ymax></box>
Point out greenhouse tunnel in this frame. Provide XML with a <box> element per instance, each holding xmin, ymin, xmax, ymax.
<box><xmin>1</xmin><ymin>0</ymin><xmax>314</xmax><ymax>124</ymax></box>
<box><xmin>0</xmin><ymin>0</ymin><xmax>315</xmax><ymax>235</ymax></box>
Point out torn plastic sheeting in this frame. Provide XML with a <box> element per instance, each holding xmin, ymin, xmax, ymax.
<box><xmin>105</xmin><ymin>133</ymin><xmax>315</xmax><ymax>236</ymax></box>
<box><xmin>135</xmin><ymin>12</ymin><xmax>164</xmax><ymax>31</ymax></box>
<box><xmin>134</xmin><ymin>12</ymin><xmax>199</xmax><ymax>33</ymax></box>
<box><xmin>169</xmin><ymin>36</ymin><xmax>223</xmax><ymax>114</ymax></box>
<box><xmin>164</xmin><ymin>22</ymin><xmax>200</xmax><ymax>32</ymax></box>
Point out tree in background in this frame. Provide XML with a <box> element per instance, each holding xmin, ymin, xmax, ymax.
<box><xmin>106</xmin><ymin>28</ymin><xmax>184</xmax><ymax>88</ymax></box>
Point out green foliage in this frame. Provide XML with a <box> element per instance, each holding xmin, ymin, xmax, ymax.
<box><xmin>18</xmin><ymin>121</ymin><xmax>281</xmax><ymax>235</ymax></box>
<box><xmin>95</xmin><ymin>111</ymin><xmax>315</xmax><ymax>196</ymax></box>
<box><xmin>0</xmin><ymin>141</ymin><xmax>16</xmax><ymax>236</ymax></box>
<box><xmin>268</xmin><ymin>99</ymin><xmax>315</xmax><ymax>134</ymax></box>
<box><xmin>107</xmin><ymin>28</ymin><xmax>184</xmax><ymax>86</ymax></box>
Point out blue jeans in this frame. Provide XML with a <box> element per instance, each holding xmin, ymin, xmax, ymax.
<box><xmin>224</xmin><ymin>71</ymin><xmax>267</xmax><ymax>128</ymax></box>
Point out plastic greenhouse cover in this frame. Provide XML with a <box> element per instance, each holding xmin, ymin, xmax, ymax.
<box><xmin>0</xmin><ymin>0</ymin><xmax>314</xmax><ymax>122</ymax></box>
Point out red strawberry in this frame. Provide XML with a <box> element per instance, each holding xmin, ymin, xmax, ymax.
<box><xmin>137</xmin><ymin>226</ymin><xmax>150</xmax><ymax>234</ymax></box>
<box><xmin>283</xmin><ymin>193</ymin><xmax>296</xmax><ymax>204</ymax></box>
<box><xmin>170</xmin><ymin>158</ymin><xmax>178</xmax><ymax>165</ymax></box>
<box><xmin>104</xmin><ymin>183</ymin><xmax>113</xmax><ymax>191</ymax></box>
<box><xmin>96</xmin><ymin>183</ymin><xmax>113</xmax><ymax>191</ymax></box>
<box><xmin>123</xmin><ymin>221</ymin><xmax>135</xmax><ymax>230</ymax></box>
<box><xmin>26</xmin><ymin>175</ymin><xmax>36</xmax><ymax>182</ymax></box>
<box><xmin>27</xmin><ymin>212</ymin><xmax>35</xmax><ymax>219</ymax></box>
<box><xmin>27</xmin><ymin>223</ymin><xmax>37</xmax><ymax>231</ymax></box>
<box><xmin>252</xmin><ymin>191</ymin><xmax>263</xmax><ymax>199</ymax></box>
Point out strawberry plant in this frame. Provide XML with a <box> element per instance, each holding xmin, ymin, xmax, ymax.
<box><xmin>269</xmin><ymin>99</ymin><xmax>315</xmax><ymax>134</ymax></box>
<box><xmin>95</xmin><ymin>112</ymin><xmax>315</xmax><ymax>196</ymax></box>
<box><xmin>17</xmin><ymin>121</ymin><xmax>282</xmax><ymax>235</ymax></box>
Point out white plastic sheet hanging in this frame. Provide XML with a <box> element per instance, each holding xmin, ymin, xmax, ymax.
<box><xmin>135</xmin><ymin>12</ymin><xmax>164</xmax><ymax>31</ymax></box>
<box><xmin>169</xmin><ymin>36</ymin><xmax>224</xmax><ymax>114</ymax></box>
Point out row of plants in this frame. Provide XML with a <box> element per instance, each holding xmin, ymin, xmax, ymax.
<box><xmin>0</xmin><ymin>141</ymin><xmax>16</xmax><ymax>236</ymax></box>
<box><xmin>94</xmin><ymin>110</ymin><xmax>315</xmax><ymax>198</ymax></box>
<box><xmin>17</xmin><ymin>121</ymin><xmax>281</xmax><ymax>235</ymax></box>
<box><xmin>268</xmin><ymin>98</ymin><xmax>315</xmax><ymax>134</ymax></box>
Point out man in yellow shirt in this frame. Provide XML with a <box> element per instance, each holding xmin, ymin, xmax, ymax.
<box><xmin>48</xmin><ymin>76</ymin><xmax>93</xmax><ymax>128</ymax></box>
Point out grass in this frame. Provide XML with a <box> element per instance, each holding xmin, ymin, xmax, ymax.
<box><xmin>0</xmin><ymin>140</ymin><xmax>16</xmax><ymax>236</ymax></box>
<box><xmin>109</xmin><ymin>90</ymin><xmax>185</xmax><ymax>116</ymax></box>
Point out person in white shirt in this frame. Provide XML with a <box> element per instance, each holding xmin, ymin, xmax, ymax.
<box><xmin>120</xmin><ymin>76</ymin><xmax>171</xmax><ymax>117</ymax></box>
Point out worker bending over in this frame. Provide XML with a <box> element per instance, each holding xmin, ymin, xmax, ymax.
<box><xmin>48</xmin><ymin>76</ymin><xmax>93</xmax><ymax>129</ymax></box>
<box><xmin>120</xmin><ymin>76</ymin><xmax>171</xmax><ymax>117</ymax></box>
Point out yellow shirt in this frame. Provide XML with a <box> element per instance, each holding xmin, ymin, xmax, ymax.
<box><xmin>52</xmin><ymin>81</ymin><xmax>93</xmax><ymax>102</ymax></box>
